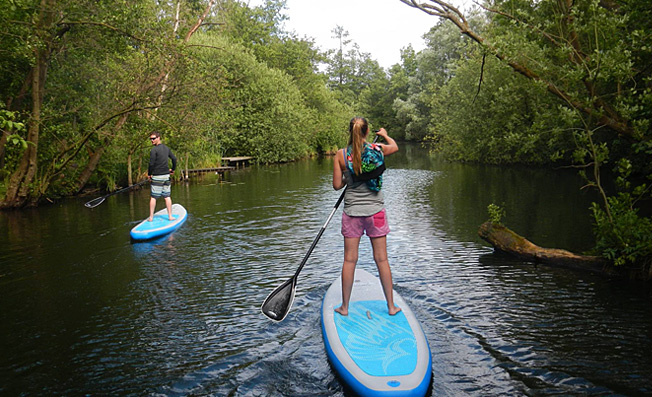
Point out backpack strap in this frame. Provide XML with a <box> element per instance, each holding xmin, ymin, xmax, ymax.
<box><xmin>351</xmin><ymin>162</ymin><xmax>386</xmax><ymax>182</ymax></box>
<box><xmin>346</xmin><ymin>142</ymin><xmax>385</xmax><ymax>188</ymax></box>
<box><xmin>344</xmin><ymin>147</ymin><xmax>354</xmax><ymax>176</ymax></box>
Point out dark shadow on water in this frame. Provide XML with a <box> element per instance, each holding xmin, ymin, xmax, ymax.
<box><xmin>130</xmin><ymin>233</ymin><xmax>176</xmax><ymax>254</ymax></box>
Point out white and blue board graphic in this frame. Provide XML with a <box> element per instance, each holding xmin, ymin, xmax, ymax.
<box><xmin>130</xmin><ymin>203</ymin><xmax>187</xmax><ymax>241</ymax></box>
<box><xmin>321</xmin><ymin>268</ymin><xmax>432</xmax><ymax>396</ymax></box>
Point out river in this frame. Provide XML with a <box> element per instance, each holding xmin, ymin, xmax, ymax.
<box><xmin>1</xmin><ymin>143</ymin><xmax>651</xmax><ymax>396</ymax></box>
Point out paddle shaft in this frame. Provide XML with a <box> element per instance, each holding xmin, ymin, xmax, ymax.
<box><xmin>292</xmin><ymin>190</ymin><xmax>345</xmax><ymax>278</ymax></box>
<box><xmin>85</xmin><ymin>179</ymin><xmax>148</xmax><ymax>208</ymax></box>
<box><xmin>107</xmin><ymin>179</ymin><xmax>148</xmax><ymax>197</ymax></box>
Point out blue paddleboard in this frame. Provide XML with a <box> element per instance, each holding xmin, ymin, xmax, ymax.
<box><xmin>130</xmin><ymin>203</ymin><xmax>187</xmax><ymax>241</ymax></box>
<box><xmin>321</xmin><ymin>268</ymin><xmax>432</xmax><ymax>396</ymax></box>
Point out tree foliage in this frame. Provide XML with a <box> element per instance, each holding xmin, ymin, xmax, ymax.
<box><xmin>2</xmin><ymin>0</ymin><xmax>650</xmax><ymax>273</ymax></box>
<box><xmin>325</xmin><ymin>26</ymin><xmax>387</xmax><ymax>109</ymax></box>
<box><xmin>400</xmin><ymin>0</ymin><xmax>652</xmax><ymax>272</ymax></box>
<box><xmin>0</xmin><ymin>0</ymin><xmax>351</xmax><ymax>207</ymax></box>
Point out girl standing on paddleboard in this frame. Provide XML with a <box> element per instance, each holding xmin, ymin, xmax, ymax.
<box><xmin>332</xmin><ymin>117</ymin><xmax>401</xmax><ymax>316</ymax></box>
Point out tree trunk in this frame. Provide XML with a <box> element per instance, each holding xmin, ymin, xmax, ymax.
<box><xmin>478</xmin><ymin>222</ymin><xmax>652</xmax><ymax>280</ymax></box>
<box><xmin>478</xmin><ymin>221</ymin><xmax>609</xmax><ymax>273</ymax></box>
<box><xmin>75</xmin><ymin>145</ymin><xmax>107</xmax><ymax>194</ymax></box>
<box><xmin>184</xmin><ymin>152</ymin><xmax>189</xmax><ymax>180</ymax></box>
<box><xmin>0</xmin><ymin>129</ymin><xmax>8</xmax><ymax>169</ymax></box>
<box><xmin>127</xmin><ymin>151</ymin><xmax>133</xmax><ymax>186</ymax></box>
<box><xmin>1</xmin><ymin>49</ymin><xmax>45</xmax><ymax>208</ymax></box>
<box><xmin>1</xmin><ymin>0</ymin><xmax>57</xmax><ymax>208</ymax></box>
<box><xmin>74</xmin><ymin>110</ymin><xmax>131</xmax><ymax>193</ymax></box>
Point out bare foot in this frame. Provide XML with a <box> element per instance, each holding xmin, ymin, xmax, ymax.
<box><xmin>147</xmin><ymin>217</ymin><xmax>153</xmax><ymax>222</ymax></box>
<box><xmin>334</xmin><ymin>306</ymin><xmax>348</xmax><ymax>316</ymax></box>
<box><xmin>388</xmin><ymin>306</ymin><xmax>402</xmax><ymax>316</ymax></box>
<box><xmin>168</xmin><ymin>217</ymin><xmax>174</xmax><ymax>221</ymax></box>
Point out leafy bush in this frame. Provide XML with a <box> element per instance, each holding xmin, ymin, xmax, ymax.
<box><xmin>487</xmin><ymin>203</ymin><xmax>506</xmax><ymax>225</ymax></box>
<box><xmin>186</xmin><ymin>33</ymin><xmax>349</xmax><ymax>163</ymax></box>
<box><xmin>592</xmin><ymin>193</ymin><xmax>652</xmax><ymax>271</ymax></box>
<box><xmin>0</xmin><ymin>106</ymin><xmax>26</xmax><ymax>178</ymax></box>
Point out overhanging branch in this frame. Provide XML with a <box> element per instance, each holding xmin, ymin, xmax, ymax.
<box><xmin>399</xmin><ymin>0</ymin><xmax>636</xmax><ymax>139</ymax></box>
<box><xmin>60</xmin><ymin>21</ymin><xmax>147</xmax><ymax>42</ymax></box>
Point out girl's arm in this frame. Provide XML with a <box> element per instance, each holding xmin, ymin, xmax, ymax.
<box><xmin>333</xmin><ymin>149</ymin><xmax>346</xmax><ymax>190</ymax></box>
<box><xmin>375</xmin><ymin>128</ymin><xmax>398</xmax><ymax>156</ymax></box>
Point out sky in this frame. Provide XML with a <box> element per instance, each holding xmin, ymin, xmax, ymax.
<box><xmin>246</xmin><ymin>0</ymin><xmax>447</xmax><ymax>69</ymax></box>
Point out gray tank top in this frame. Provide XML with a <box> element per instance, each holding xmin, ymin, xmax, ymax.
<box><xmin>342</xmin><ymin>159</ymin><xmax>384</xmax><ymax>217</ymax></box>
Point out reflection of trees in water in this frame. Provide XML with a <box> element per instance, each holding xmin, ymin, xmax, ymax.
<box><xmin>389</xmin><ymin>143</ymin><xmax>596</xmax><ymax>252</ymax></box>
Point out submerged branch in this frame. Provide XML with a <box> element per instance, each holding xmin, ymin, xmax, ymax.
<box><xmin>478</xmin><ymin>221</ymin><xmax>608</xmax><ymax>272</ymax></box>
<box><xmin>478</xmin><ymin>222</ymin><xmax>652</xmax><ymax>280</ymax></box>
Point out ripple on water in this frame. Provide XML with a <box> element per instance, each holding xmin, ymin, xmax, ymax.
<box><xmin>3</xmin><ymin>165</ymin><xmax>652</xmax><ymax>396</ymax></box>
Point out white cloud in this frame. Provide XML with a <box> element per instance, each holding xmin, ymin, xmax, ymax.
<box><xmin>247</xmin><ymin>0</ymin><xmax>444</xmax><ymax>69</ymax></box>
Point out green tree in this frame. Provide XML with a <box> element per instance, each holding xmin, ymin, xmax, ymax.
<box><xmin>325</xmin><ymin>26</ymin><xmax>385</xmax><ymax>108</ymax></box>
<box><xmin>0</xmin><ymin>0</ymin><xmax>353</xmax><ymax>209</ymax></box>
<box><xmin>393</xmin><ymin>20</ymin><xmax>472</xmax><ymax>141</ymax></box>
<box><xmin>428</xmin><ymin>44</ymin><xmax>573</xmax><ymax>164</ymax></box>
<box><xmin>358</xmin><ymin>46</ymin><xmax>420</xmax><ymax>139</ymax></box>
<box><xmin>215</xmin><ymin>0</ymin><xmax>350</xmax><ymax>153</ymax></box>
<box><xmin>0</xmin><ymin>0</ymin><xmax>219</xmax><ymax>207</ymax></box>
<box><xmin>0</xmin><ymin>105</ymin><xmax>26</xmax><ymax>179</ymax></box>
<box><xmin>402</xmin><ymin>0</ymin><xmax>652</xmax><ymax>272</ymax></box>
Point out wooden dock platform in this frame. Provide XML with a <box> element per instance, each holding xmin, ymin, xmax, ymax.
<box><xmin>221</xmin><ymin>156</ymin><xmax>254</xmax><ymax>168</ymax></box>
<box><xmin>184</xmin><ymin>166</ymin><xmax>234</xmax><ymax>175</ymax></box>
<box><xmin>181</xmin><ymin>156</ymin><xmax>253</xmax><ymax>179</ymax></box>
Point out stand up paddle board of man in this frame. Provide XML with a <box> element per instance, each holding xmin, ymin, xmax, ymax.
<box><xmin>84</xmin><ymin>130</ymin><xmax>188</xmax><ymax>241</ymax></box>
<box><xmin>129</xmin><ymin>131</ymin><xmax>187</xmax><ymax>241</ymax></box>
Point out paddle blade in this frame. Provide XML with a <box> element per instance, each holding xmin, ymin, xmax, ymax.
<box><xmin>84</xmin><ymin>197</ymin><xmax>105</xmax><ymax>208</ymax></box>
<box><xmin>261</xmin><ymin>277</ymin><xmax>296</xmax><ymax>322</ymax></box>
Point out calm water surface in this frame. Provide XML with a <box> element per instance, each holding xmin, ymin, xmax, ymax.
<box><xmin>1</xmin><ymin>144</ymin><xmax>651</xmax><ymax>396</ymax></box>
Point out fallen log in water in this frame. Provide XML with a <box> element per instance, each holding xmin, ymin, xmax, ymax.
<box><xmin>478</xmin><ymin>221</ymin><xmax>609</xmax><ymax>274</ymax></box>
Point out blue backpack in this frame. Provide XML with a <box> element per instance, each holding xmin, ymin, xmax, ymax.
<box><xmin>345</xmin><ymin>143</ymin><xmax>386</xmax><ymax>191</ymax></box>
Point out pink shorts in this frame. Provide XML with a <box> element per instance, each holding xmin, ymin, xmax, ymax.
<box><xmin>341</xmin><ymin>209</ymin><xmax>390</xmax><ymax>238</ymax></box>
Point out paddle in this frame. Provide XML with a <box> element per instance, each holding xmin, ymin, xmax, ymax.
<box><xmin>261</xmin><ymin>134</ymin><xmax>380</xmax><ymax>322</ymax></box>
<box><xmin>84</xmin><ymin>179</ymin><xmax>148</xmax><ymax>208</ymax></box>
<box><xmin>261</xmin><ymin>190</ymin><xmax>346</xmax><ymax>321</ymax></box>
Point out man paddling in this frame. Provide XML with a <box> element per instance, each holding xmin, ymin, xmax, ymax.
<box><xmin>148</xmin><ymin>131</ymin><xmax>177</xmax><ymax>221</ymax></box>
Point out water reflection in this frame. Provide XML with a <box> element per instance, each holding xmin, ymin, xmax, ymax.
<box><xmin>1</xmin><ymin>144</ymin><xmax>651</xmax><ymax>396</ymax></box>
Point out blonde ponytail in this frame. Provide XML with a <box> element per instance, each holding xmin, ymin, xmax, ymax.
<box><xmin>348</xmin><ymin>117</ymin><xmax>368</xmax><ymax>175</ymax></box>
